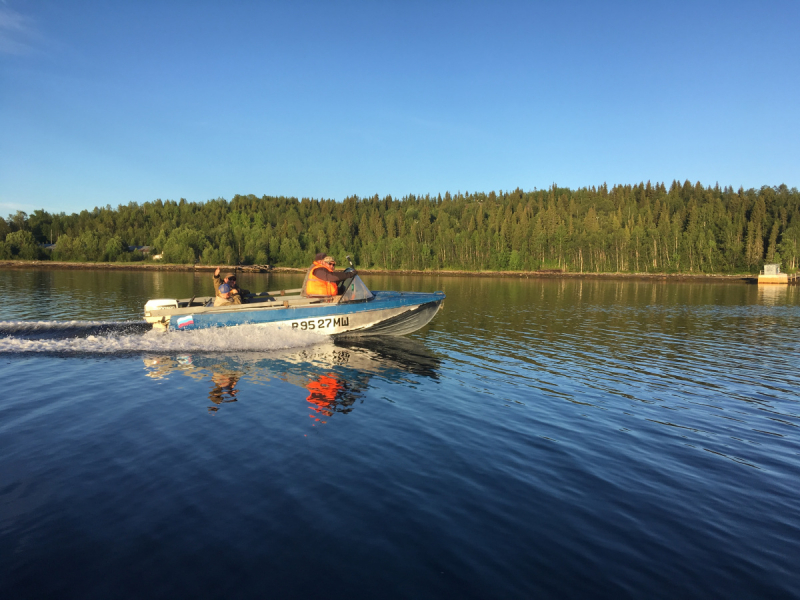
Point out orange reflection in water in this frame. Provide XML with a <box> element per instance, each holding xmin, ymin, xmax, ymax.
<box><xmin>306</xmin><ymin>374</ymin><xmax>344</xmax><ymax>421</ymax></box>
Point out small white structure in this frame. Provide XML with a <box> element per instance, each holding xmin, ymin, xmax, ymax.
<box><xmin>152</xmin><ymin>253</ymin><xmax>163</xmax><ymax>261</ymax></box>
<box><xmin>758</xmin><ymin>263</ymin><xmax>788</xmax><ymax>284</ymax></box>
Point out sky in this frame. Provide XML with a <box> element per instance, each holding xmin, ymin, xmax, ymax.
<box><xmin>1</xmin><ymin>0</ymin><xmax>798</xmax><ymax>216</ymax></box>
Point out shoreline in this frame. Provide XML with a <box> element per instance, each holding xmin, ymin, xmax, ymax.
<box><xmin>0</xmin><ymin>260</ymin><xmax>758</xmax><ymax>282</ymax></box>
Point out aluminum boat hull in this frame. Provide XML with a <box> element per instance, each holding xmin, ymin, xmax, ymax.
<box><xmin>146</xmin><ymin>291</ymin><xmax>445</xmax><ymax>337</ymax></box>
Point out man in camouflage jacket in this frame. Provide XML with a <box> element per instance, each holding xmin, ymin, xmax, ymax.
<box><xmin>213</xmin><ymin>267</ymin><xmax>249</xmax><ymax>306</ymax></box>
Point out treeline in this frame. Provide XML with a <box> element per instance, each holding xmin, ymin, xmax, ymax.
<box><xmin>1</xmin><ymin>181</ymin><xmax>799</xmax><ymax>274</ymax></box>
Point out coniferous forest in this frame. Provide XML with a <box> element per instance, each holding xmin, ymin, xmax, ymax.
<box><xmin>1</xmin><ymin>181</ymin><xmax>799</xmax><ymax>274</ymax></box>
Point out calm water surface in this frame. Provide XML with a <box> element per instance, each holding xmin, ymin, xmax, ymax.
<box><xmin>1</xmin><ymin>269</ymin><xmax>799</xmax><ymax>599</ymax></box>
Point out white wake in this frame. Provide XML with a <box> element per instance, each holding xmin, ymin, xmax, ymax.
<box><xmin>0</xmin><ymin>321</ymin><xmax>323</xmax><ymax>354</ymax></box>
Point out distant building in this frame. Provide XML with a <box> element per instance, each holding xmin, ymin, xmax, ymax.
<box><xmin>758</xmin><ymin>263</ymin><xmax>788</xmax><ymax>285</ymax></box>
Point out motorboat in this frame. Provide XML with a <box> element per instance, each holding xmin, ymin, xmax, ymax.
<box><xmin>143</xmin><ymin>268</ymin><xmax>444</xmax><ymax>336</ymax></box>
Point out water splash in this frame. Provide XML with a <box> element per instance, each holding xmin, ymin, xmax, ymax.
<box><xmin>0</xmin><ymin>320</ymin><xmax>323</xmax><ymax>354</ymax></box>
<box><xmin>0</xmin><ymin>320</ymin><xmax>150</xmax><ymax>337</ymax></box>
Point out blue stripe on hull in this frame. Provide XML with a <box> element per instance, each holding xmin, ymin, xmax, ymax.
<box><xmin>168</xmin><ymin>291</ymin><xmax>444</xmax><ymax>331</ymax></box>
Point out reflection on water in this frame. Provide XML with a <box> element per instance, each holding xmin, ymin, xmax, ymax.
<box><xmin>757</xmin><ymin>284</ymin><xmax>789</xmax><ymax>305</ymax></box>
<box><xmin>306</xmin><ymin>374</ymin><xmax>359</xmax><ymax>423</ymax></box>
<box><xmin>143</xmin><ymin>355</ymin><xmax>243</xmax><ymax>412</ymax></box>
<box><xmin>209</xmin><ymin>370</ymin><xmax>241</xmax><ymax>411</ymax></box>
<box><xmin>143</xmin><ymin>336</ymin><xmax>441</xmax><ymax>418</ymax></box>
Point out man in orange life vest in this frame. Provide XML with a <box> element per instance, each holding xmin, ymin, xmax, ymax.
<box><xmin>302</xmin><ymin>253</ymin><xmax>357</xmax><ymax>297</ymax></box>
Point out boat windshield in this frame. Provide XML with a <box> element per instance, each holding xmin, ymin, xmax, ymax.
<box><xmin>340</xmin><ymin>275</ymin><xmax>374</xmax><ymax>303</ymax></box>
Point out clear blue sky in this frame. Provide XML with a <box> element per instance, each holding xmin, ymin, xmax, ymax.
<box><xmin>1</xmin><ymin>0</ymin><xmax>798</xmax><ymax>216</ymax></box>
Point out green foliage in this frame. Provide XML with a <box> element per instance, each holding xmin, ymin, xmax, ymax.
<box><xmin>5</xmin><ymin>230</ymin><xmax>45</xmax><ymax>260</ymax></box>
<box><xmin>157</xmin><ymin>226</ymin><xmax>208</xmax><ymax>264</ymax></box>
<box><xmin>103</xmin><ymin>236</ymin><xmax>127</xmax><ymax>262</ymax></box>
<box><xmin>0</xmin><ymin>217</ymin><xmax>11</xmax><ymax>241</ymax></box>
<box><xmin>4</xmin><ymin>183</ymin><xmax>800</xmax><ymax>273</ymax></box>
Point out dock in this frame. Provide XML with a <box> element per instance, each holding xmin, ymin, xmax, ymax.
<box><xmin>758</xmin><ymin>263</ymin><xmax>789</xmax><ymax>285</ymax></box>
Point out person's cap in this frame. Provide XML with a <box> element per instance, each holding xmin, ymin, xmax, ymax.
<box><xmin>314</xmin><ymin>252</ymin><xmax>327</xmax><ymax>261</ymax></box>
<box><xmin>225</xmin><ymin>273</ymin><xmax>236</xmax><ymax>279</ymax></box>
<box><xmin>219</xmin><ymin>283</ymin><xmax>231</xmax><ymax>294</ymax></box>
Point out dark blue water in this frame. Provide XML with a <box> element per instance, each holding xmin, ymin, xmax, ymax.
<box><xmin>1</xmin><ymin>269</ymin><xmax>799</xmax><ymax>599</ymax></box>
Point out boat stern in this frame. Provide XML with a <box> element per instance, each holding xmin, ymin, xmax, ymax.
<box><xmin>144</xmin><ymin>299</ymin><xmax>178</xmax><ymax>329</ymax></box>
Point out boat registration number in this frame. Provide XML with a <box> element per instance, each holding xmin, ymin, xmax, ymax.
<box><xmin>292</xmin><ymin>316</ymin><xmax>350</xmax><ymax>331</ymax></box>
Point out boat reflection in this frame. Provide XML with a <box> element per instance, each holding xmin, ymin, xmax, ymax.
<box><xmin>142</xmin><ymin>336</ymin><xmax>441</xmax><ymax>418</ymax></box>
